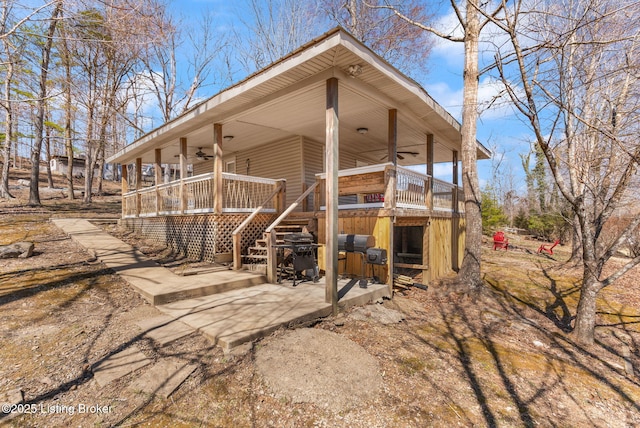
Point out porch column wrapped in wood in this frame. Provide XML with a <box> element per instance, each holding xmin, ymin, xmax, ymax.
<box><xmin>154</xmin><ymin>148</ymin><xmax>162</xmax><ymax>216</ymax></box>
<box><xmin>121</xmin><ymin>163</ymin><xmax>128</xmax><ymax>219</ymax></box>
<box><xmin>135</xmin><ymin>157</ymin><xmax>142</xmax><ymax>217</ymax></box>
<box><xmin>426</xmin><ymin>133</ymin><xmax>434</xmax><ymax>210</ymax></box>
<box><xmin>179</xmin><ymin>138</ymin><xmax>187</xmax><ymax>213</ymax></box>
<box><xmin>213</xmin><ymin>123</ymin><xmax>223</xmax><ymax>214</ymax></box>
<box><xmin>325</xmin><ymin>77</ymin><xmax>339</xmax><ymax>312</ymax></box>
<box><xmin>384</xmin><ymin>109</ymin><xmax>397</xmax><ymax>210</ymax></box>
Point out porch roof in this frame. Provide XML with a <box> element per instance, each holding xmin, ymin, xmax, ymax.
<box><xmin>107</xmin><ymin>27</ymin><xmax>491</xmax><ymax>166</ymax></box>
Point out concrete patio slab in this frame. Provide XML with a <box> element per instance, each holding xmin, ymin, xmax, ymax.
<box><xmin>128</xmin><ymin>358</ymin><xmax>197</xmax><ymax>398</ymax></box>
<box><xmin>157</xmin><ymin>280</ymin><xmax>389</xmax><ymax>350</ymax></box>
<box><xmin>93</xmin><ymin>346</ymin><xmax>152</xmax><ymax>387</ymax></box>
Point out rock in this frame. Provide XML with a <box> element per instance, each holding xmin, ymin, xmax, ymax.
<box><xmin>0</xmin><ymin>242</ymin><xmax>35</xmax><ymax>259</ymax></box>
<box><xmin>17</xmin><ymin>179</ymin><xmax>30</xmax><ymax>186</ymax></box>
<box><xmin>349</xmin><ymin>304</ymin><xmax>405</xmax><ymax>324</ymax></box>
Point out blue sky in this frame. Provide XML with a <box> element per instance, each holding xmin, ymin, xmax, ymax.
<box><xmin>166</xmin><ymin>0</ymin><xmax>532</xmax><ymax>191</ymax></box>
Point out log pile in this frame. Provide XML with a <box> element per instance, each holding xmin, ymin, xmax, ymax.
<box><xmin>393</xmin><ymin>274</ymin><xmax>428</xmax><ymax>291</ymax></box>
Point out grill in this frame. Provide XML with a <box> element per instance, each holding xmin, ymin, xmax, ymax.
<box><xmin>337</xmin><ymin>234</ymin><xmax>375</xmax><ymax>253</ymax></box>
<box><xmin>337</xmin><ymin>234</ymin><xmax>387</xmax><ymax>287</ymax></box>
<box><xmin>276</xmin><ymin>233</ymin><xmax>319</xmax><ymax>286</ymax></box>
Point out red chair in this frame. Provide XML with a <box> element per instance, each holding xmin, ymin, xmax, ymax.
<box><xmin>538</xmin><ymin>239</ymin><xmax>560</xmax><ymax>255</ymax></box>
<box><xmin>493</xmin><ymin>231</ymin><xmax>509</xmax><ymax>250</ymax></box>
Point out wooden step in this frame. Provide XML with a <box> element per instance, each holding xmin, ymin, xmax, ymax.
<box><xmin>242</xmin><ymin>254</ymin><xmax>268</xmax><ymax>261</ymax></box>
<box><xmin>274</xmin><ymin>224</ymin><xmax>304</xmax><ymax>230</ymax></box>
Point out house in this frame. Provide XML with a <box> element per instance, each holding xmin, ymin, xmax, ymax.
<box><xmin>106</xmin><ymin>27</ymin><xmax>491</xmax><ymax>306</ymax></box>
<box><xmin>49</xmin><ymin>155</ymin><xmax>85</xmax><ymax>177</ymax></box>
<box><xmin>49</xmin><ymin>155</ymin><xmax>102</xmax><ymax>178</ymax></box>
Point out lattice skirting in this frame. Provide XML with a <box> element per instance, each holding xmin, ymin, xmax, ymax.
<box><xmin>120</xmin><ymin>213</ymin><xmax>274</xmax><ymax>262</ymax></box>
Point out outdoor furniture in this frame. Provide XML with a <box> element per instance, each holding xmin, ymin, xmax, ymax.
<box><xmin>493</xmin><ymin>231</ymin><xmax>509</xmax><ymax>250</ymax></box>
<box><xmin>538</xmin><ymin>239</ymin><xmax>560</xmax><ymax>255</ymax></box>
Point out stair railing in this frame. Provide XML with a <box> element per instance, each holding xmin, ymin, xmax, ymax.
<box><xmin>265</xmin><ymin>182</ymin><xmax>318</xmax><ymax>283</ymax></box>
<box><xmin>232</xmin><ymin>180</ymin><xmax>285</xmax><ymax>270</ymax></box>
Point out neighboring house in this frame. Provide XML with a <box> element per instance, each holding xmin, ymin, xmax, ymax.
<box><xmin>106</xmin><ymin>27</ymin><xmax>491</xmax><ymax>302</ymax></box>
<box><xmin>49</xmin><ymin>156</ymin><xmax>85</xmax><ymax>177</ymax></box>
<box><xmin>49</xmin><ymin>155</ymin><xmax>101</xmax><ymax>178</ymax></box>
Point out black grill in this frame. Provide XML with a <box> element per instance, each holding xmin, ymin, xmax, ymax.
<box><xmin>277</xmin><ymin>233</ymin><xmax>319</xmax><ymax>286</ymax></box>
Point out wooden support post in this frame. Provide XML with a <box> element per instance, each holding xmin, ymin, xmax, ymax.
<box><xmin>135</xmin><ymin>157</ymin><xmax>142</xmax><ymax>217</ymax></box>
<box><xmin>452</xmin><ymin>150</ymin><xmax>459</xmax><ymax>213</ymax></box>
<box><xmin>423</xmin><ymin>222</ymin><xmax>431</xmax><ymax>284</ymax></box>
<box><xmin>386</xmin><ymin>109</ymin><xmax>397</xmax><ymax>294</ymax></box>
<box><xmin>154</xmin><ymin>148</ymin><xmax>162</xmax><ymax>216</ymax></box>
<box><xmin>314</xmin><ymin>178</ymin><xmax>323</xmax><ymax>212</ymax></box>
<box><xmin>213</xmin><ymin>123</ymin><xmax>223</xmax><ymax>214</ymax></box>
<box><xmin>301</xmin><ymin>182</ymin><xmax>308</xmax><ymax>212</ymax></box>
<box><xmin>266</xmin><ymin>231</ymin><xmax>277</xmax><ymax>283</ymax></box>
<box><xmin>121</xmin><ymin>163</ymin><xmax>128</xmax><ymax>218</ymax></box>
<box><xmin>325</xmin><ymin>77</ymin><xmax>339</xmax><ymax>313</ymax></box>
<box><xmin>384</xmin><ymin>109</ymin><xmax>398</xmax><ymax>210</ymax></box>
<box><xmin>451</xmin><ymin>149</ymin><xmax>459</xmax><ymax>271</ymax></box>
<box><xmin>179</xmin><ymin>138</ymin><xmax>187</xmax><ymax>214</ymax></box>
<box><xmin>388</xmin><ymin>108</ymin><xmax>397</xmax><ymax>164</ymax></box>
<box><xmin>233</xmin><ymin>232</ymin><xmax>242</xmax><ymax>271</ymax></box>
<box><xmin>426</xmin><ymin>134</ymin><xmax>434</xmax><ymax>210</ymax></box>
<box><xmin>275</xmin><ymin>179</ymin><xmax>286</xmax><ymax>214</ymax></box>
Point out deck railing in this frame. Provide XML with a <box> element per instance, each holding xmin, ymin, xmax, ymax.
<box><xmin>432</xmin><ymin>178</ymin><xmax>456</xmax><ymax>212</ymax></box>
<box><xmin>123</xmin><ymin>164</ymin><xmax>463</xmax><ymax>218</ymax></box>
<box><xmin>396</xmin><ymin>166</ymin><xmax>429</xmax><ymax>209</ymax></box>
<box><xmin>315</xmin><ymin>163</ymin><xmax>463</xmax><ymax>213</ymax></box>
<box><xmin>123</xmin><ymin>172</ymin><xmax>283</xmax><ymax>218</ymax></box>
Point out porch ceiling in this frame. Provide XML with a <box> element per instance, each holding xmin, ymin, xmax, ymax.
<box><xmin>108</xmin><ymin>27</ymin><xmax>491</xmax><ymax>167</ymax></box>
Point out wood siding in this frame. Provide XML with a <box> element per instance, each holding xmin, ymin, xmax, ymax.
<box><xmin>193</xmin><ymin>137</ymin><xmax>303</xmax><ymax>209</ymax></box>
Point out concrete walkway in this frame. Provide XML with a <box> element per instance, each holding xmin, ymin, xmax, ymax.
<box><xmin>52</xmin><ymin>218</ymin><xmax>390</xmax><ymax>350</ymax></box>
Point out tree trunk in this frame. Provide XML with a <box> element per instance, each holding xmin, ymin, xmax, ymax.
<box><xmin>573</xmin><ymin>270</ymin><xmax>602</xmax><ymax>345</ymax></box>
<box><xmin>45</xmin><ymin>124</ymin><xmax>54</xmax><ymax>188</ymax></box>
<box><xmin>83</xmin><ymin>143</ymin><xmax>93</xmax><ymax>203</ymax></box>
<box><xmin>61</xmin><ymin>19</ymin><xmax>75</xmax><ymax>200</ymax></box>
<box><xmin>1</xmin><ymin>92</ymin><xmax>14</xmax><ymax>199</ymax></box>
<box><xmin>0</xmin><ymin>132</ymin><xmax>12</xmax><ymax>199</ymax></box>
<box><xmin>28</xmin><ymin>1</ymin><xmax>62</xmax><ymax>206</ymax></box>
<box><xmin>456</xmin><ymin>0</ymin><xmax>483</xmax><ymax>290</ymax></box>
<box><xmin>568</xmin><ymin>213</ymin><xmax>582</xmax><ymax>265</ymax></box>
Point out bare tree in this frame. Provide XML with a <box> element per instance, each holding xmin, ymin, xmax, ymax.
<box><xmin>233</xmin><ymin>0</ymin><xmax>319</xmax><ymax>73</ymax></box>
<box><xmin>28</xmin><ymin>0</ymin><xmax>63</xmax><ymax>206</ymax></box>
<box><xmin>490</xmin><ymin>0</ymin><xmax>640</xmax><ymax>344</ymax></box>
<box><xmin>0</xmin><ymin>0</ymin><xmax>17</xmax><ymax>199</ymax></box>
<box><xmin>380</xmin><ymin>0</ymin><xmax>504</xmax><ymax>291</ymax></box>
<box><xmin>321</xmin><ymin>0</ymin><xmax>434</xmax><ymax>78</ymax></box>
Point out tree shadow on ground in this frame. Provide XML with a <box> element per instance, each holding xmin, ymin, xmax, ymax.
<box><xmin>400</xmin><ymin>274</ymin><xmax>640</xmax><ymax>427</ymax></box>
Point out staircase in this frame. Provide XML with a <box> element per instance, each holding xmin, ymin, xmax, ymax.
<box><xmin>242</xmin><ymin>217</ymin><xmax>312</xmax><ymax>271</ymax></box>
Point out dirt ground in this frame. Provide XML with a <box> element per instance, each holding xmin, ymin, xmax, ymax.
<box><xmin>2</xmin><ymin>169</ymin><xmax>640</xmax><ymax>427</ymax></box>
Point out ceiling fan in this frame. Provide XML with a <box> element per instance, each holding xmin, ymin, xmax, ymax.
<box><xmin>175</xmin><ymin>147</ymin><xmax>213</xmax><ymax>161</ymax></box>
<box><xmin>194</xmin><ymin>147</ymin><xmax>213</xmax><ymax>161</ymax></box>
<box><xmin>379</xmin><ymin>151</ymin><xmax>419</xmax><ymax>161</ymax></box>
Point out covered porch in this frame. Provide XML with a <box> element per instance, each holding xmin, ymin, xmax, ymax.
<box><xmin>107</xmin><ymin>27</ymin><xmax>490</xmax><ymax>310</ymax></box>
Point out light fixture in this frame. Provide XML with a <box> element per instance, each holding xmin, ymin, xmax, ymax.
<box><xmin>223</xmin><ymin>135</ymin><xmax>234</xmax><ymax>142</ymax></box>
<box><xmin>347</xmin><ymin>64</ymin><xmax>363</xmax><ymax>77</ymax></box>
<box><xmin>357</xmin><ymin>127</ymin><xmax>368</xmax><ymax>135</ymax></box>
